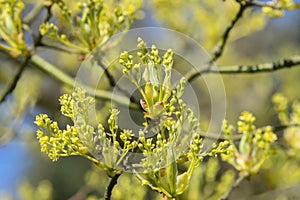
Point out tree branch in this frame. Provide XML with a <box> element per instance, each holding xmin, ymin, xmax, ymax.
<box><xmin>210</xmin><ymin>2</ymin><xmax>248</xmax><ymax>63</ymax></box>
<box><xmin>95</xmin><ymin>58</ymin><xmax>139</xmax><ymax>103</ymax></box>
<box><xmin>34</xmin><ymin>4</ymin><xmax>53</xmax><ymax>46</ymax></box>
<box><xmin>37</xmin><ymin>43</ymin><xmax>140</xmax><ymax>105</ymax></box>
<box><xmin>38</xmin><ymin>41</ymin><xmax>83</xmax><ymax>54</ymax></box>
<box><xmin>199</xmin><ymin>123</ymin><xmax>300</xmax><ymax>141</ymax></box>
<box><xmin>0</xmin><ymin>55</ymin><xmax>31</xmax><ymax>102</ymax></box>
<box><xmin>30</xmin><ymin>55</ymin><xmax>140</xmax><ymax>109</ymax></box>
<box><xmin>0</xmin><ymin>3</ymin><xmax>53</xmax><ymax>103</ymax></box>
<box><xmin>188</xmin><ymin>0</ymin><xmax>300</xmax><ymax>82</ymax></box>
<box><xmin>104</xmin><ymin>173</ymin><xmax>122</xmax><ymax>200</ymax></box>
<box><xmin>246</xmin><ymin>0</ymin><xmax>287</xmax><ymax>9</ymax></box>
<box><xmin>187</xmin><ymin>55</ymin><xmax>300</xmax><ymax>82</ymax></box>
<box><xmin>273</xmin><ymin>123</ymin><xmax>300</xmax><ymax>132</ymax></box>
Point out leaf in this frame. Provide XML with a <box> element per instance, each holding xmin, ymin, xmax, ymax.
<box><xmin>176</xmin><ymin>172</ymin><xmax>189</xmax><ymax>195</ymax></box>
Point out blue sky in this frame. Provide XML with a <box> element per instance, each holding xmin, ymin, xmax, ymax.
<box><xmin>0</xmin><ymin>141</ymin><xmax>31</xmax><ymax>198</ymax></box>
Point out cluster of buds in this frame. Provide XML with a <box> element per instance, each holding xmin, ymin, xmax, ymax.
<box><xmin>221</xmin><ymin>111</ymin><xmax>277</xmax><ymax>175</ymax></box>
<box><xmin>262</xmin><ymin>0</ymin><xmax>298</xmax><ymax>18</ymax></box>
<box><xmin>0</xmin><ymin>0</ymin><xmax>28</xmax><ymax>57</ymax></box>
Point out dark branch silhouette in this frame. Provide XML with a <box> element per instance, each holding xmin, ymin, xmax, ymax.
<box><xmin>210</xmin><ymin>2</ymin><xmax>248</xmax><ymax>63</ymax></box>
<box><xmin>0</xmin><ymin>4</ymin><xmax>53</xmax><ymax>102</ymax></box>
<box><xmin>104</xmin><ymin>173</ymin><xmax>122</xmax><ymax>200</ymax></box>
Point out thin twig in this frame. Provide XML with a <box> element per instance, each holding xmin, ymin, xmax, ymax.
<box><xmin>36</xmin><ymin>43</ymin><xmax>141</xmax><ymax>106</ymax></box>
<box><xmin>200</xmin><ymin>122</ymin><xmax>300</xmax><ymax>141</ymax></box>
<box><xmin>96</xmin><ymin>58</ymin><xmax>139</xmax><ymax>103</ymax></box>
<box><xmin>273</xmin><ymin>123</ymin><xmax>300</xmax><ymax>132</ymax></box>
<box><xmin>34</xmin><ymin>4</ymin><xmax>53</xmax><ymax>46</ymax></box>
<box><xmin>221</xmin><ymin>173</ymin><xmax>248</xmax><ymax>200</ymax></box>
<box><xmin>104</xmin><ymin>173</ymin><xmax>122</xmax><ymax>200</ymax></box>
<box><xmin>30</xmin><ymin>55</ymin><xmax>140</xmax><ymax>109</ymax></box>
<box><xmin>209</xmin><ymin>56</ymin><xmax>300</xmax><ymax>74</ymax></box>
<box><xmin>187</xmin><ymin>55</ymin><xmax>300</xmax><ymax>82</ymax></box>
<box><xmin>186</xmin><ymin>1</ymin><xmax>249</xmax><ymax>83</ymax></box>
<box><xmin>246</xmin><ymin>0</ymin><xmax>286</xmax><ymax>9</ymax></box>
<box><xmin>38</xmin><ymin>41</ymin><xmax>83</xmax><ymax>54</ymax></box>
<box><xmin>0</xmin><ymin>55</ymin><xmax>31</xmax><ymax>102</ymax></box>
<box><xmin>0</xmin><ymin>3</ymin><xmax>53</xmax><ymax>102</ymax></box>
<box><xmin>210</xmin><ymin>2</ymin><xmax>248</xmax><ymax>63</ymax></box>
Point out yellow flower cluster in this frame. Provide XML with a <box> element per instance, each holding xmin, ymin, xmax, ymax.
<box><xmin>35</xmin><ymin>114</ymin><xmax>85</xmax><ymax>161</ymax></box>
<box><xmin>262</xmin><ymin>0</ymin><xmax>298</xmax><ymax>18</ymax></box>
<box><xmin>0</xmin><ymin>0</ymin><xmax>28</xmax><ymax>57</ymax></box>
<box><xmin>221</xmin><ymin>111</ymin><xmax>277</xmax><ymax>175</ymax></box>
<box><xmin>39</xmin><ymin>0</ymin><xmax>143</xmax><ymax>53</ymax></box>
<box><xmin>273</xmin><ymin>94</ymin><xmax>300</xmax><ymax>155</ymax></box>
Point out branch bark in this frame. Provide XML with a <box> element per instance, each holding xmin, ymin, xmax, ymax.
<box><xmin>188</xmin><ymin>55</ymin><xmax>300</xmax><ymax>82</ymax></box>
<box><xmin>188</xmin><ymin>0</ymin><xmax>300</xmax><ymax>82</ymax></box>
<box><xmin>210</xmin><ymin>2</ymin><xmax>248</xmax><ymax>63</ymax></box>
<box><xmin>0</xmin><ymin>55</ymin><xmax>31</xmax><ymax>102</ymax></box>
<box><xmin>200</xmin><ymin>123</ymin><xmax>300</xmax><ymax>141</ymax></box>
<box><xmin>104</xmin><ymin>173</ymin><xmax>122</xmax><ymax>200</ymax></box>
<box><xmin>246</xmin><ymin>0</ymin><xmax>286</xmax><ymax>9</ymax></box>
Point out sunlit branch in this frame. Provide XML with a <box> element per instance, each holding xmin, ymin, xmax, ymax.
<box><xmin>188</xmin><ymin>55</ymin><xmax>300</xmax><ymax>82</ymax></box>
<box><xmin>37</xmin><ymin>42</ymin><xmax>140</xmax><ymax>104</ymax></box>
<box><xmin>246</xmin><ymin>0</ymin><xmax>287</xmax><ymax>9</ymax></box>
<box><xmin>200</xmin><ymin>122</ymin><xmax>300</xmax><ymax>141</ymax></box>
<box><xmin>30</xmin><ymin>55</ymin><xmax>140</xmax><ymax>109</ymax></box>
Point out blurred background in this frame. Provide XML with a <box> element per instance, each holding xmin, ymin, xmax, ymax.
<box><xmin>1</xmin><ymin>0</ymin><xmax>300</xmax><ymax>199</ymax></box>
